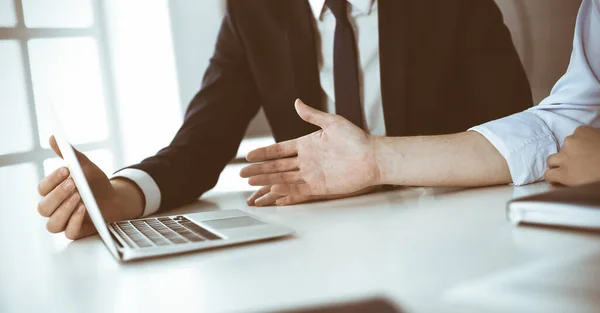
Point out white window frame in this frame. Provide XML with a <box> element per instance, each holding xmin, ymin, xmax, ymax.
<box><xmin>0</xmin><ymin>0</ymin><xmax>124</xmax><ymax>180</ymax></box>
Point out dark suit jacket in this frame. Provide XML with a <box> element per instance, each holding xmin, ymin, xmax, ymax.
<box><xmin>127</xmin><ymin>0</ymin><xmax>533</xmax><ymax>211</ymax></box>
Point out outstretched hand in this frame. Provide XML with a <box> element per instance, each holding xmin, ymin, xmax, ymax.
<box><xmin>241</xmin><ymin>99</ymin><xmax>381</xmax><ymax>197</ymax></box>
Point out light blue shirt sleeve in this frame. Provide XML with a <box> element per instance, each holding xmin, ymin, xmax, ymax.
<box><xmin>470</xmin><ymin>0</ymin><xmax>600</xmax><ymax>185</ymax></box>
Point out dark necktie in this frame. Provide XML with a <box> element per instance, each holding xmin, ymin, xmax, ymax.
<box><xmin>326</xmin><ymin>0</ymin><xmax>364</xmax><ymax>128</ymax></box>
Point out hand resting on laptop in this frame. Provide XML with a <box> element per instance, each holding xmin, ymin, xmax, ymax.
<box><xmin>37</xmin><ymin>136</ymin><xmax>144</xmax><ymax>240</ymax></box>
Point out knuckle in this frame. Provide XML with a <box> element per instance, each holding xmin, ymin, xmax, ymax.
<box><xmin>65</xmin><ymin>230</ymin><xmax>77</xmax><ymax>240</ymax></box>
<box><xmin>46</xmin><ymin>220</ymin><xmax>59</xmax><ymax>233</ymax></box>
<box><xmin>331</xmin><ymin>115</ymin><xmax>344</xmax><ymax>123</ymax></box>
<box><xmin>574</xmin><ymin>126</ymin><xmax>587</xmax><ymax>135</ymax></box>
<box><xmin>275</xmin><ymin>144</ymin><xmax>283</xmax><ymax>157</ymax></box>
<box><xmin>62</xmin><ymin>178</ymin><xmax>74</xmax><ymax>191</ymax></box>
<box><xmin>37</xmin><ymin>202</ymin><xmax>47</xmax><ymax>216</ymax></box>
<box><xmin>69</xmin><ymin>192</ymin><xmax>81</xmax><ymax>205</ymax></box>
<box><xmin>38</xmin><ymin>201</ymin><xmax>53</xmax><ymax>217</ymax></box>
<box><xmin>547</xmin><ymin>154</ymin><xmax>559</xmax><ymax>166</ymax></box>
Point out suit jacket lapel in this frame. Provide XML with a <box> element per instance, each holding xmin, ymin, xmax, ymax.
<box><xmin>269</xmin><ymin>0</ymin><xmax>322</xmax><ymax>139</ymax></box>
<box><xmin>284</xmin><ymin>0</ymin><xmax>324</xmax><ymax>112</ymax></box>
<box><xmin>379</xmin><ymin>0</ymin><xmax>410</xmax><ymax>136</ymax></box>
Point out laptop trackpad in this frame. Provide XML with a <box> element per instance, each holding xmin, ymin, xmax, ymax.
<box><xmin>202</xmin><ymin>216</ymin><xmax>265</xmax><ymax>230</ymax></box>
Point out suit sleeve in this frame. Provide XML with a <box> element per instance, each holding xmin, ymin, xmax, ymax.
<box><xmin>455</xmin><ymin>0</ymin><xmax>533</xmax><ymax>122</ymax></box>
<box><xmin>120</xmin><ymin>2</ymin><xmax>261</xmax><ymax>212</ymax></box>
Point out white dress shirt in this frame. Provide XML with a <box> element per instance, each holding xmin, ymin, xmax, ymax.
<box><xmin>470</xmin><ymin>0</ymin><xmax>600</xmax><ymax>186</ymax></box>
<box><xmin>115</xmin><ymin>0</ymin><xmax>384</xmax><ymax>216</ymax></box>
<box><xmin>310</xmin><ymin>0</ymin><xmax>385</xmax><ymax>136</ymax></box>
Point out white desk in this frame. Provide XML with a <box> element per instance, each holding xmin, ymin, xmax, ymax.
<box><xmin>2</xmin><ymin>182</ymin><xmax>600</xmax><ymax>313</ymax></box>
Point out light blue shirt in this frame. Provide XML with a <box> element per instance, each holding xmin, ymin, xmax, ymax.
<box><xmin>471</xmin><ymin>0</ymin><xmax>600</xmax><ymax>185</ymax></box>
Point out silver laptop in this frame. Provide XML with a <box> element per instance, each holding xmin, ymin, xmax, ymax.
<box><xmin>48</xmin><ymin>103</ymin><xmax>295</xmax><ymax>262</ymax></box>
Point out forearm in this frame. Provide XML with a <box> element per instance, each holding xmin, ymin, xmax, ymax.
<box><xmin>374</xmin><ymin>131</ymin><xmax>512</xmax><ymax>187</ymax></box>
<box><xmin>110</xmin><ymin>178</ymin><xmax>145</xmax><ymax>219</ymax></box>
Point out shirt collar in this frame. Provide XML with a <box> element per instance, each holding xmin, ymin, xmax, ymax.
<box><xmin>308</xmin><ymin>0</ymin><xmax>374</xmax><ymax>20</ymax></box>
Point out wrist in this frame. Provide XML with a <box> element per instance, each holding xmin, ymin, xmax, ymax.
<box><xmin>110</xmin><ymin>178</ymin><xmax>145</xmax><ymax>219</ymax></box>
<box><xmin>372</xmin><ymin>136</ymin><xmax>390</xmax><ymax>185</ymax></box>
<box><xmin>372</xmin><ymin>136</ymin><xmax>410</xmax><ymax>186</ymax></box>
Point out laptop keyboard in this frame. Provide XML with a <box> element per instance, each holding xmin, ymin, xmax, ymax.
<box><xmin>112</xmin><ymin>216</ymin><xmax>221</xmax><ymax>249</ymax></box>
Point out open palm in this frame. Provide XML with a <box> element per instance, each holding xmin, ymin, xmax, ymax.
<box><xmin>241</xmin><ymin>99</ymin><xmax>380</xmax><ymax>196</ymax></box>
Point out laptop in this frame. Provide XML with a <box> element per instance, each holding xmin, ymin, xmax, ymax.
<box><xmin>48</xmin><ymin>103</ymin><xmax>295</xmax><ymax>262</ymax></box>
<box><xmin>270</xmin><ymin>298</ymin><xmax>403</xmax><ymax>313</ymax></box>
<box><xmin>507</xmin><ymin>182</ymin><xmax>600</xmax><ymax>230</ymax></box>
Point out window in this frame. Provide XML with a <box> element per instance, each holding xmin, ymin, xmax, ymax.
<box><xmin>0</xmin><ymin>0</ymin><xmax>122</xmax><ymax>186</ymax></box>
<box><xmin>2</xmin><ymin>0</ymin><xmax>268</xmax><ymax>201</ymax></box>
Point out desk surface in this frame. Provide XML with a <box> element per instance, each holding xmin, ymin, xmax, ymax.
<box><xmin>2</xmin><ymin>182</ymin><xmax>600</xmax><ymax>313</ymax></box>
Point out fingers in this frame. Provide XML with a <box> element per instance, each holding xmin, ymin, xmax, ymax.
<box><xmin>37</xmin><ymin>177</ymin><xmax>76</xmax><ymax>217</ymax></box>
<box><xmin>65</xmin><ymin>204</ymin><xmax>96</xmax><ymax>240</ymax></box>
<box><xmin>271</xmin><ymin>183</ymin><xmax>313</xmax><ymax>196</ymax></box>
<box><xmin>240</xmin><ymin>158</ymin><xmax>299</xmax><ymax>178</ymax></box>
<box><xmin>546</xmin><ymin>153</ymin><xmax>561</xmax><ymax>168</ymax></box>
<box><xmin>46</xmin><ymin>192</ymin><xmax>81</xmax><ymax>233</ymax></box>
<box><xmin>254</xmin><ymin>191</ymin><xmax>285</xmax><ymax>207</ymax></box>
<box><xmin>294</xmin><ymin>99</ymin><xmax>336</xmax><ymax>128</ymax></box>
<box><xmin>544</xmin><ymin>168</ymin><xmax>567</xmax><ymax>186</ymax></box>
<box><xmin>38</xmin><ymin>166</ymin><xmax>70</xmax><ymax>196</ymax></box>
<box><xmin>49</xmin><ymin>135</ymin><xmax>63</xmax><ymax>159</ymax></box>
<box><xmin>246</xmin><ymin>186</ymin><xmax>271</xmax><ymax>206</ymax></box>
<box><xmin>275</xmin><ymin>195</ymin><xmax>312</xmax><ymax>206</ymax></box>
<box><xmin>246</xmin><ymin>140</ymin><xmax>298</xmax><ymax>162</ymax></box>
<box><xmin>49</xmin><ymin>135</ymin><xmax>91</xmax><ymax>164</ymax></box>
<box><xmin>547</xmin><ymin>153</ymin><xmax>563</xmax><ymax>169</ymax></box>
<box><xmin>248</xmin><ymin>172</ymin><xmax>305</xmax><ymax>186</ymax></box>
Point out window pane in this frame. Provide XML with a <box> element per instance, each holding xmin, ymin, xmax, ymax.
<box><xmin>0</xmin><ymin>40</ymin><xmax>34</xmax><ymax>155</ymax></box>
<box><xmin>22</xmin><ymin>0</ymin><xmax>94</xmax><ymax>28</ymax></box>
<box><xmin>44</xmin><ymin>149</ymin><xmax>114</xmax><ymax>176</ymax></box>
<box><xmin>105</xmin><ymin>0</ymin><xmax>182</xmax><ymax>165</ymax></box>
<box><xmin>0</xmin><ymin>0</ymin><xmax>17</xmax><ymax>27</ymax></box>
<box><xmin>0</xmin><ymin>163</ymin><xmax>39</xmax><ymax>217</ymax></box>
<box><xmin>28</xmin><ymin>37</ymin><xmax>109</xmax><ymax>147</ymax></box>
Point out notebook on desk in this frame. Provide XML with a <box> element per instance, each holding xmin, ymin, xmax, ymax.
<box><xmin>507</xmin><ymin>182</ymin><xmax>600</xmax><ymax>229</ymax></box>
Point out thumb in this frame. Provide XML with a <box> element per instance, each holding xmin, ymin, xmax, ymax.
<box><xmin>49</xmin><ymin>135</ymin><xmax>90</xmax><ymax>164</ymax></box>
<box><xmin>295</xmin><ymin>99</ymin><xmax>334</xmax><ymax>128</ymax></box>
<box><xmin>49</xmin><ymin>135</ymin><xmax>64</xmax><ymax>159</ymax></box>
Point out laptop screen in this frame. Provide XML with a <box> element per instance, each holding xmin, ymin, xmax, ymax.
<box><xmin>47</xmin><ymin>100</ymin><xmax>120</xmax><ymax>260</ymax></box>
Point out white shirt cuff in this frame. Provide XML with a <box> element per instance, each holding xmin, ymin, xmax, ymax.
<box><xmin>469</xmin><ymin>111</ymin><xmax>560</xmax><ymax>186</ymax></box>
<box><xmin>112</xmin><ymin>168</ymin><xmax>161</xmax><ymax>217</ymax></box>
